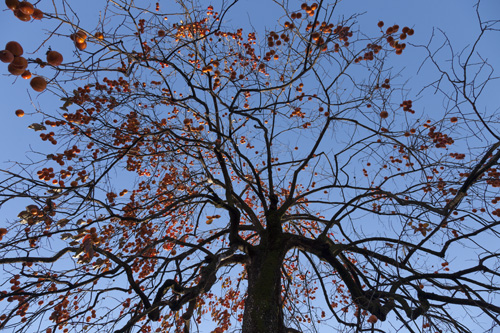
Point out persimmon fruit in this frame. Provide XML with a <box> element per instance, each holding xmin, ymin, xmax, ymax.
<box><xmin>30</xmin><ymin>76</ymin><xmax>47</xmax><ymax>92</ymax></box>
<box><xmin>11</xmin><ymin>56</ymin><xmax>27</xmax><ymax>69</ymax></box>
<box><xmin>21</xmin><ymin>70</ymin><xmax>31</xmax><ymax>79</ymax></box>
<box><xmin>14</xmin><ymin>8</ymin><xmax>31</xmax><ymax>21</ymax></box>
<box><xmin>0</xmin><ymin>228</ymin><xmax>7</xmax><ymax>241</ymax></box>
<box><xmin>15</xmin><ymin>109</ymin><xmax>24</xmax><ymax>117</ymax></box>
<box><xmin>75</xmin><ymin>41</ymin><xmax>87</xmax><ymax>50</ymax></box>
<box><xmin>74</xmin><ymin>31</ymin><xmax>87</xmax><ymax>44</ymax></box>
<box><xmin>8</xmin><ymin>63</ymin><xmax>25</xmax><ymax>75</ymax></box>
<box><xmin>5</xmin><ymin>41</ymin><xmax>23</xmax><ymax>56</ymax></box>
<box><xmin>31</xmin><ymin>8</ymin><xmax>43</xmax><ymax>20</ymax></box>
<box><xmin>46</xmin><ymin>51</ymin><xmax>63</xmax><ymax>66</ymax></box>
<box><xmin>0</xmin><ymin>50</ymin><xmax>14</xmax><ymax>63</ymax></box>
<box><xmin>380</xmin><ymin>111</ymin><xmax>389</xmax><ymax>119</ymax></box>
<box><xmin>5</xmin><ymin>0</ymin><xmax>18</xmax><ymax>10</ymax></box>
<box><xmin>18</xmin><ymin>1</ymin><xmax>34</xmax><ymax>15</ymax></box>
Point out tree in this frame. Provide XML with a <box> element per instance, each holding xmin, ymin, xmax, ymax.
<box><xmin>0</xmin><ymin>0</ymin><xmax>499</xmax><ymax>332</ymax></box>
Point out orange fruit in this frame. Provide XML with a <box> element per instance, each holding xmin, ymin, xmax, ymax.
<box><xmin>31</xmin><ymin>8</ymin><xmax>43</xmax><ymax>20</ymax></box>
<box><xmin>14</xmin><ymin>8</ymin><xmax>31</xmax><ymax>21</ymax></box>
<box><xmin>0</xmin><ymin>49</ymin><xmax>14</xmax><ymax>63</ymax></box>
<box><xmin>18</xmin><ymin>1</ymin><xmax>34</xmax><ymax>15</ymax></box>
<box><xmin>380</xmin><ymin>111</ymin><xmax>389</xmax><ymax>119</ymax></box>
<box><xmin>0</xmin><ymin>228</ymin><xmax>7</xmax><ymax>241</ymax></box>
<box><xmin>75</xmin><ymin>40</ymin><xmax>87</xmax><ymax>50</ymax></box>
<box><xmin>15</xmin><ymin>109</ymin><xmax>24</xmax><ymax>117</ymax></box>
<box><xmin>30</xmin><ymin>76</ymin><xmax>47</xmax><ymax>92</ymax></box>
<box><xmin>5</xmin><ymin>41</ymin><xmax>23</xmax><ymax>56</ymax></box>
<box><xmin>21</xmin><ymin>70</ymin><xmax>31</xmax><ymax>79</ymax></box>
<box><xmin>94</xmin><ymin>32</ymin><xmax>104</xmax><ymax>40</ymax></box>
<box><xmin>46</xmin><ymin>50</ymin><xmax>63</xmax><ymax>66</ymax></box>
<box><xmin>11</xmin><ymin>56</ymin><xmax>27</xmax><ymax>69</ymax></box>
<box><xmin>5</xmin><ymin>0</ymin><xmax>19</xmax><ymax>10</ymax></box>
<box><xmin>74</xmin><ymin>31</ymin><xmax>87</xmax><ymax>44</ymax></box>
<box><xmin>8</xmin><ymin>63</ymin><xmax>24</xmax><ymax>75</ymax></box>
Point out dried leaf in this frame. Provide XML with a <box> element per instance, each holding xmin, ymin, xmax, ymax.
<box><xmin>28</xmin><ymin>123</ymin><xmax>47</xmax><ymax>131</ymax></box>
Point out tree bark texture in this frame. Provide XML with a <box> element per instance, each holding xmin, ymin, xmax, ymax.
<box><xmin>242</xmin><ymin>237</ymin><xmax>287</xmax><ymax>333</ymax></box>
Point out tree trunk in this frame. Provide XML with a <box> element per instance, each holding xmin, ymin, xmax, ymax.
<box><xmin>242</xmin><ymin>238</ymin><xmax>287</xmax><ymax>333</ymax></box>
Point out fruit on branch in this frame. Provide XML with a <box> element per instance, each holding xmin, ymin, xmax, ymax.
<box><xmin>15</xmin><ymin>109</ymin><xmax>24</xmax><ymax>117</ymax></box>
<box><xmin>5</xmin><ymin>0</ymin><xmax>19</xmax><ymax>10</ymax></box>
<box><xmin>31</xmin><ymin>8</ymin><xmax>43</xmax><ymax>20</ymax></box>
<box><xmin>8</xmin><ymin>63</ymin><xmax>24</xmax><ymax>75</ymax></box>
<box><xmin>75</xmin><ymin>41</ymin><xmax>87</xmax><ymax>50</ymax></box>
<box><xmin>30</xmin><ymin>76</ymin><xmax>47</xmax><ymax>92</ymax></box>
<box><xmin>5</xmin><ymin>41</ymin><xmax>23</xmax><ymax>56</ymax></box>
<box><xmin>13</xmin><ymin>8</ymin><xmax>30</xmax><ymax>21</ymax></box>
<box><xmin>46</xmin><ymin>51</ymin><xmax>63</xmax><ymax>66</ymax></box>
<box><xmin>21</xmin><ymin>70</ymin><xmax>31</xmax><ymax>79</ymax></box>
<box><xmin>0</xmin><ymin>50</ymin><xmax>14</xmax><ymax>63</ymax></box>
<box><xmin>72</xmin><ymin>30</ymin><xmax>87</xmax><ymax>44</ymax></box>
<box><xmin>18</xmin><ymin>1</ymin><xmax>34</xmax><ymax>15</ymax></box>
<box><xmin>71</xmin><ymin>31</ymin><xmax>88</xmax><ymax>50</ymax></box>
<box><xmin>10</xmin><ymin>56</ymin><xmax>27</xmax><ymax>70</ymax></box>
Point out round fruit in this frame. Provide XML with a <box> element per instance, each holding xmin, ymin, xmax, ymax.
<box><xmin>18</xmin><ymin>1</ymin><xmax>34</xmax><ymax>15</ymax></box>
<box><xmin>94</xmin><ymin>32</ymin><xmax>104</xmax><ymax>40</ymax></box>
<box><xmin>5</xmin><ymin>0</ymin><xmax>19</xmax><ymax>10</ymax></box>
<box><xmin>0</xmin><ymin>49</ymin><xmax>14</xmax><ymax>63</ymax></box>
<box><xmin>30</xmin><ymin>76</ymin><xmax>47</xmax><ymax>92</ymax></box>
<box><xmin>15</xmin><ymin>109</ymin><xmax>24</xmax><ymax>117</ymax></box>
<box><xmin>74</xmin><ymin>31</ymin><xmax>87</xmax><ymax>44</ymax></box>
<box><xmin>75</xmin><ymin>41</ymin><xmax>87</xmax><ymax>50</ymax></box>
<box><xmin>5</xmin><ymin>41</ymin><xmax>23</xmax><ymax>56</ymax></box>
<box><xmin>8</xmin><ymin>63</ymin><xmax>25</xmax><ymax>75</ymax></box>
<box><xmin>46</xmin><ymin>50</ymin><xmax>63</xmax><ymax>66</ymax></box>
<box><xmin>0</xmin><ymin>228</ymin><xmax>7</xmax><ymax>241</ymax></box>
<box><xmin>21</xmin><ymin>70</ymin><xmax>31</xmax><ymax>79</ymax></box>
<box><xmin>14</xmin><ymin>8</ymin><xmax>31</xmax><ymax>21</ymax></box>
<box><xmin>380</xmin><ymin>111</ymin><xmax>389</xmax><ymax>119</ymax></box>
<box><xmin>31</xmin><ymin>8</ymin><xmax>43</xmax><ymax>19</ymax></box>
<box><xmin>11</xmin><ymin>56</ymin><xmax>27</xmax><ymax>69</ymax></box>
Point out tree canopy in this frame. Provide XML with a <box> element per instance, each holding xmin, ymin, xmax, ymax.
<box><xmin>1</xmin><ymin>1</ymin><xmax>500</xmax><ymax>332</ymax></box>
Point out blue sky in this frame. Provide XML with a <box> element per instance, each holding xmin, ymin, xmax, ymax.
<box><xmin>1</xmin><ymin>0</ymin><xmax>499</xmax><ymax>162</ymax></box>
<box><xmin>1</xmin><ymin>0</ymin><xmax>499</xmax><ymax>332</ymax></box>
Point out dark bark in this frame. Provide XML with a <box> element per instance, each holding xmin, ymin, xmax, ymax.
<box><xmin>242</xmin><ymin>231</ymin><xmax>287</xmax><ymax>333</ymax></box>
